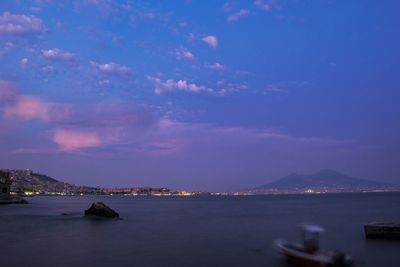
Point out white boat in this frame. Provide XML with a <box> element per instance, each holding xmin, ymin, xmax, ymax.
<box><xmin>275</xmin><ymin>225</ymin><xmax>354</xmax><ymax>267</ymax></box>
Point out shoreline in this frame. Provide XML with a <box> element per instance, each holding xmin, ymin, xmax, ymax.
<box><xmin>11</xmin><ymin>190</ymin><xmax>400</xmax><ymax>198</ymax></box>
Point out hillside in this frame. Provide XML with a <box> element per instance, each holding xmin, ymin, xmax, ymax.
<box><xmin>2</xmin><ymin>169</ymin><xmax>177</xmax><ymax>196</ymax></box>
<box><xmin>6</xmin><ymin>169</ymin><xmax>100</xmax><ymax>194</ymax></box>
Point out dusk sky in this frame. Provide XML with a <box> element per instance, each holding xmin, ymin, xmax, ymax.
<box><xmin>0</xmin><ymin>0</ymin><xmax>399</xmax><ymax>191</ymax></box>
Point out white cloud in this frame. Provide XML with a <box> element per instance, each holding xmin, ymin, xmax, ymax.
<box><xmin>175</xmin><ymin>47</ymin><xmax>195</xmax><ymax>60</ymax></box>
<box><xmin>98</xmin><ymin>79</ymin><xmax>111</xmax><ymax>86</ymax></box>
<box><xmin>263</xmin><ymin>81</ymin><xmax>309</xmax><ymax>95</ymax></box>
<box><xmin>227</xmin><ymin>9</ymin><xmax>250</xmax><ymax>22</ymax></box>
<box><xmin>254</xmin><ymin>0</ymin><xmax>273</xmax><ymax>11</ymax></box>
<box><xmin>207</xmin><ymin>62</ymin><xmax>225</xmax><ymax>70</ymax></box>
<box><xmin>41</xmin><ymin>65</ymin><xmax>55</xmax><ymax>73</ymax></box>
<box><xmin>90</xmin><ymin>61</ymin><xmax>132</xmax><ymax>75</ymax></box>
<box><xmin>42</xmin><ymin>48</ymin><xmax>75</xmax><ymax>61</ymax></box>
<box><xmin>20</xmin><ymin>58</ymin><xmax>28</xmax><ymax>68</ymax></box>
<box><xmin>202</xmin><ymin>35</ymin><xmax>218</xmax><ymax>48</ymax></box>
<box><xmin>0</xmin><ymin>12</ymin><xmax>46</xmax><ymax>35</ymax></box>
<box><xmin>223</xmin><ymin>2</ymin><xmax>234</xmax><ymax>12</ymax></box>
<box><xmin>0</xmin><ymin>42</ymin><xmax>14</xmax><ymax>57</ymax></box>
<box><xmin>147</xmin><ymin>75</ymin><xmax>223</xmax><ymax>95</ymax></box>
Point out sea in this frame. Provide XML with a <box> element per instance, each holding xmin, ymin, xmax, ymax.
<box><xmin>1</xmin><ymin>192</ymin><xmax>399</xmax><ymax>267</ymax></box>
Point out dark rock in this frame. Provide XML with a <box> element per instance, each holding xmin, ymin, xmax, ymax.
<box><xmin>84</xmin><ymin>202</ymin><xmax>119</xmax><ymax>218</ymax></box>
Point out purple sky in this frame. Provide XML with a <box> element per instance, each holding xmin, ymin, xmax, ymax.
<box><xmin>0</xmin><ymin>0</ymin><xmax>399</xmax><ymax>191</ymax></box>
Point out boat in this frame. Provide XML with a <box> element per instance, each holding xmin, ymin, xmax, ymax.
<box><xmin>275</xmin><ymin>225</ymin><xmax>354</xmax><ymax>267</ymax></box>
<box><xmin>364</xmin><ymin>222</ymin><xmax>400</xmax><ymax>239</ymax></box>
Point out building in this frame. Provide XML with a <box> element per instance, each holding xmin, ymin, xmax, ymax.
<box><xmin>0</xmin><ymin>170</ymin><xmax>12</xmax><ymax>199</ymax></box>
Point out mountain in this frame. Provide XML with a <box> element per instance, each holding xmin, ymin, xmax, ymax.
<box><xmin>253</xmin><ymin>169</ymin><xmax>398</xmax><ymax>193</ymax></box>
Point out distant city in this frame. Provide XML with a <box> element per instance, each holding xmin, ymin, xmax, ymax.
<box><xmin>2</xmin><ymin>169</ymin><xmax>399</xmax><ymax>197</ymax></box>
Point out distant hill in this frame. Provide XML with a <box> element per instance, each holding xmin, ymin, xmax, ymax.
<box><xmin>30</xmin><ymin>173</ymin><xmax>59</xmax><ymax>183</ymax></box>
<box><xmin>6</xmin><ymin>169</ymin><xmax>100</xmax><ymax>194</ymax></box>
<box><xmin>3</xmin><ymin>169</ymin><xmax>177</xmax><ymax>196</ymax></box>
<box><xmin>253</xmin><ymin>169</ymin><xmax>398</xmax><ymax>193</ymax></box>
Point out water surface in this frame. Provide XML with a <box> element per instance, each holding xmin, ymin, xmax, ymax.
<box><xmin>1</xmin><ymin>193</ymin><xmax>399</xmax><ymax>266</ymax></box>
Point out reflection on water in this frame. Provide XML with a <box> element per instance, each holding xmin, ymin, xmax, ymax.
<box><xmin>0</xmin><ymin>193</ymin><xmax>399</xmax><ymax>267</ymax></box>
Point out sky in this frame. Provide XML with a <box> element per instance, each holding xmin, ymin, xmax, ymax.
<box><xmin>0</xmin><ymin>0</ymin><xmax>399</xmax><ymax>191</ymax></box>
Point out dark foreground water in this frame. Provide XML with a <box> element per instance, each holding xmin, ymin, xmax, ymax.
<box><xmin>1</xmin><ymin>193</ymin><xmax>399</xmax><ymax>267</ymax></box>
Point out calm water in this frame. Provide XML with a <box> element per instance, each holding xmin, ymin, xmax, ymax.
<box><xmin>0</xmin><ymin>193</ymin><xmax>399</xmax><ymax>267</ymax></box>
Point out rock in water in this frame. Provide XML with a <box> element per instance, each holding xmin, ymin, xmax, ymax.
<box><xmin>84</xmin><ymin>202</ymin><xmax>120</xmax><ymax>218</ymax></box>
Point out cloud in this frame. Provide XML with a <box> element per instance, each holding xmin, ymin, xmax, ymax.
<box><xmin>202</xmin><ymin>35</ymin><xmax>218</xmax><ymax>48</ymax></box>
<box><xmin>223</xmin><ymin>2</ymin><xmax>234</xmax><ymax>12</ymax></box>
<box><xmin>147</xmin><ymin>76</ymin><xmax>248</xmax><ymax>96</ymax></box>
<box><xmin>1</xmin><ymin>83</ymin><xmax>350</xmax><ymax>157</ymax></box>
<box><xmin>66</xmin><ymin>101</ymin><xmax>157</xmax><ymax>129</ymax></box>
<box><xmin>20</xmin><ymin>58</ymin><xmax>28</xmax><ymax>68</ymax></box>
<box><xmin>174</xmin><ymin>47</ymin><xmax>195</xmax><ymax>60</ymax></box>
<box><xmin>80</xmin><ymin>0</ymin><xmax>119</xmax><ymax>16</ymax></box>
<box><xmin>264</xmin><ymin>81</ymin><xmax>308</xmax><ymax>94</ymax></box>
<box><xmin>53</xmin><ymin>129</ymin><xmax>101</xmax><ymax>151</ymax></box>
<box><xmin>227</xmin><ymin>9</ymin><xmax>250</xmax><ymax>22</ymax></box>
<box><xmin>98</xmin><ymin>79</ymin><xmax>111</xmax><ymax>87</ymax></box>
<box><xmin>3</xmin><ymin>96</ymin><xmax>160</xmax><ymax>153</ymax></box>
<box><xmin>147</xmin><ymin>75</ymin><xmax>224</xmax><ymax>95</ymax></box>
<box><xmin>41</xmin><ymin>65</ymin><xmax>55</xmax><ymax>73</ymax></box>
<box><xmin>4</xmin><ymin>95</ymin><xmax>71</xmax><ymax>122</ymax></box>
<box><xmin>161</xmin><ymin>120</ymin><xmax>352</xmax><ymax>147</ymax></box>
<box><xmin>42</xmin><ymin>48</ymin><xmax>75</xmax><ymax>61</ymax></box>
<box><xmin>0</xmin><ymin>42</ymin><xmax>14</xmax><ymax>57</ymax></box>
<box><xmin>90</xmin><ymin>61</ymin><xmax>132</xmax><ymax>75</ymax></box>
<box><xmin>207</xmin><ymin>62</ymin><xmax>225</xmax><ymax>70</ymax></box>
<box><xmin>4</xmin><ymin>95</ymin><xmax>51</xmax><ymax>120</ymax></box>
<box><xmin>132</xmin><ymin>119</ymin><xmax>352</xmax><ymax>157</ymax></box>
<box><xmin>254</xmin><ymin>0</ymin><xmax>273</xmax><ymax>11</ymax></box>
<box><xmin>0</xmin><ymin>12</ymin><xmax>46</xmax><ymax>35</ymax></box>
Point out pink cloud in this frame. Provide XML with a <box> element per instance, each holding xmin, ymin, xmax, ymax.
<box><xmin>227</xmin><ymin>9</ymin><xmax>250</xmax><ymax>22</ymax></box>
<box><xmin>6</xmin><ymin>99</ymin><xmax>159</xmax><ymax>154</ymax></box>
<box><xmin>0</xmin><ymin>12</ymin><xmax>46</xmax><ymax>35</ymax></box>
<box><xmin>153</xmin><ymin>119</ymin><xmax>352</xmax><ymax>149</ymax></box>
<box><xmin>4</xmin><ymin>95</ymin><xmax>47</xmax><ymax>120</ymax></box>
<box><xmin>53</xmin><ymin>129</ymin><xmax>101</xmax><ymax>151</ymax></box>
<box><xmin>202</xmin><ymin>35</ymin><xmax>218</xmax><ymax>48</ymax></box>
<box><xmin>4</xmin><ymin>95</ymin><xmax>71</xmax><ymax>122</ymax></box>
